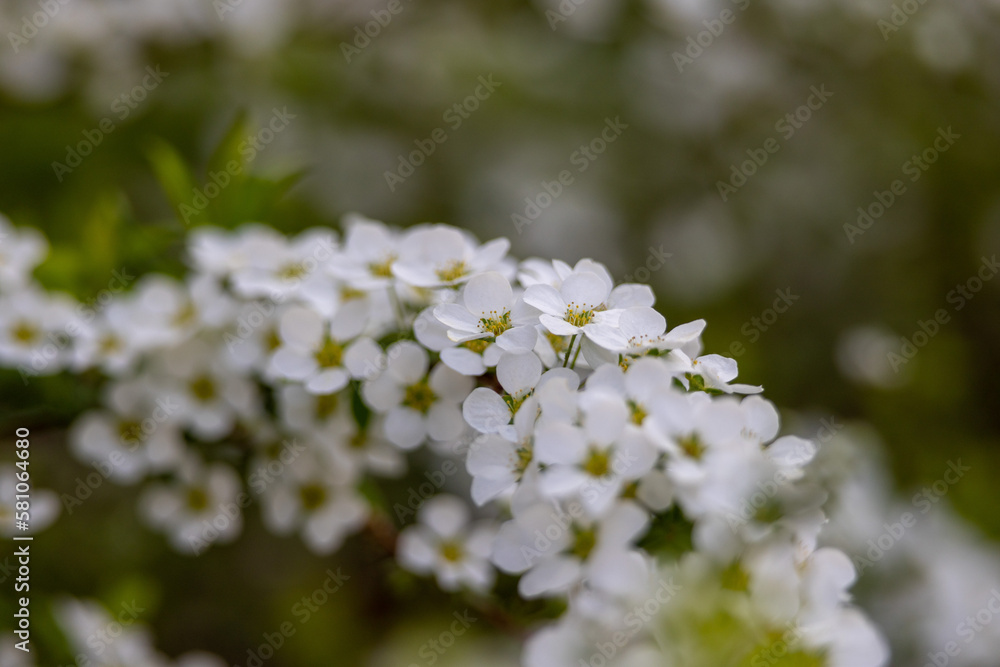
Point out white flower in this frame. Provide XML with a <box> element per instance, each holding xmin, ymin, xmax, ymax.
<box><xmin>329</xmin><ymin>214</ymin><xmax>402</xmax><ymax>289</ymax></box>
<box><xmin>139</xmin><ymin>456</ymin><xmax>244</xmax><ymax>554</ymax></box>
<box><xmin>397</xmin><ymin>494</ymin><xmax>497</xmax><ymax>593</ymax></box>
<box><xmin>434</xmin><ymin>272</ymin><xmax>538</xmax><ymax>352</ymax></box>
<box><xmin>69</xmin><ymin>377</ymin><xmax>185</xmax><ymax>484</ymax></box>
<box><xmin>361</xmin><ymin>340</ymin><xmax>473</xmax><ymax>449</ymax></box>
<box><xmin>492</xmin><ymin>500</ymin><xmax>650</xmax><ymax>598</ymax></box>
<box><xmin>0</xmin><ymin>287</ymin><xmax>75</xmax><ymax>373</ymax></box>
<box><xmin>392</xmin><ymin>224</ymin><xmax>511</xmax><ymax>287</ymax></box>
<box><xmin>229</xmin><ymin>227</ymin><xmax>338</xmax><ymax>313</ymax></box>
<box><xmin>257</xmin><ymin>451</ymin><xmax>368</xmax><ymax>554</ymax></box>
<box><xmin>0</xmin><ymin>464</ymin><xmax>59</xmax><ymax>536</ymax></box>
<box><xmin>522</xmin><ymin>269</ymin><xmax>640</xmax><ymax>354</ymax></box>
<box><xmin>466</xmin><ymin>394</ymin><xmax>542</xmax><ymax>505</ymax></box>
<box><xmin>268</xmin><ymin>302</ymin><xmax>380</xmax><ymax>394</ymax></box>
<box><xmin>0</xmin><ymin>214</ymin><xmax>47</xmax><ymax>289</ymax></box>
<box><xmin>462</xmin><ymin>351</ymin><xmax>544</xmax><ymax>435</ymax></box>
<box><xmin>155</xmin><ymin>338</ymin><xmax>259</xmax><ymax>441</ymax></box>
<box><xmin>534</xmin><ymin>386</ymin><xmax>657</xmax><ymax>517</ymax></box>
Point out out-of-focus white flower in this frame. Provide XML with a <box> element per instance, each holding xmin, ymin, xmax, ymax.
<box><xmin>397</xmin><ymin>494</ymin><xmax>497</xmax><ymax>593</ymax></box>
<box><xmin>392</xmin><ymin>224</ymin><xmax>511</xmax><ymax>288</ymax></box>
<box><xmin>0</xmin><ymin>464</ymin><xmax>59</xmax><ymax>536</ymax></box>
<box><xmin>0</xmin><ymin>215</ymin><xmax>47</xmax><ymax>289</ymax></box>
<box><xmin>493</xmin><ymin>500</ymin><xmax>650</xmax><ymax>598</ymax></box>
<box><xmin>139</xmin><ymin>455</ymin><xmax>244</xmax><ymax>554</ymax></box>
<box><xmin>257</xmin><ymin>450</ymin><xmax>368</xmax><ymax>554</ymax></box>
<box><xmin>362</xmin><ymin>340</ymin><xmax>473</xmax><ymax>449</ymax></box>
<box><xmin>268</xmin><ymin>302</ymin><xmax>381</xmax><ymax>394</ymax></box>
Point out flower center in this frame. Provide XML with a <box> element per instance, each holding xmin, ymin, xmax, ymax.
<box><xmin>564</xmin><ymin>304</ymin><xmax>594</xmax><ymax>327</ymax></box>
<box><xmin>186</xmin><ymin>487</ymin><xmax>209</xmax><ymax>511</ymax></box>
<box><xmin>189</xmin><ymin>375</ymin><xmax>217</xmax><ymax>402</ymax></box>
<box><xmin>460</xmin><ymin>339</ymin><xmax>490</xmax><ymax>354</ymax></box>
<box><xmin>99</xmin><ymin>334</ymin><xmax>122</xmax><ymax>354</ymax></box>
<box><xmin>628</xmin><ymin>400</ymin><xmax>647</xmax><ymax>425</ymax></box>
<box><xmin>12</xmin><ymin>321</ymin><xmax>38</xmax><ymax>344</ymax></box>
<box><xmin>314</xmin><ymin>337</ymin><xmax>344</xmax><ymax>368</ymax></box>
<box><xmin>278</xmin><ymin>262</ymin><xmax>308</xmax><ymax>280</ymax></box>
<box><xmin>435</xmin><ymin>260</ymin><xmax>468</xmax><ymax>283</ymax></box>
<box><xmin>440</xmin><ymin>541</ymin><xmax>463</xmax><ymax>562</ymax></box>
<box><xmin>503</xmin><ymin>391</ymin><xmax>530</xmax><ymax>415</ymax></box>
<box><xmin>570</xmin><ymin>526</ymin><xmax>597</xmax><ymax>560</ymax></box>
<box><xmin>299</xmin><ymin>483</ymin><xmax>327</xmax><ymax>510</ymax></box>
<box><xmin>403</xmin><ymin>378</ymin><xmax>437</xmax><ymax>414</ymax></box>
<box><xmin>314</xmin><ymin>392</ymin><xmax>338</xmax><ymax>420</ymax></box>
<box><xmin>720</xmin><ymin>561</ymin><xmax>750</xmax><ymax>592</ymax></box>
<box><xmin>265</xmin><ymin>328</ymin><xmax>282</xmax><ymax>351</ymax></box>
<box><xmin>583</xmin><ymin>447</ymin><xmax>612</xmax><ymax>477</ymax></box>
<box><xmin>479</xmin><ymin>310</ymin><xmax>512</xmax><ymax>337</ymax></box>
<box><xmin>679</xmin><ymin>434</ymin><xmax>705</xmax><ymax>460</ymax></box>
<box><xmin>368</xmin><ymin>255</ymin><xmax>396</xmax><ymax>278</ymax></box>
<box><xmin>118</xmin><ymin>420</ymin><xmax>143</xmax><ymax>442</ymax></box>
<box><xmin>514</xmin><ymin>446</ymin><xmax>533</xmax><ymax>476</ymax></box>
<box><xmin>172</xmin><ymin>302</ymin><xmax>197</xmax><ymax>328</ymax></box>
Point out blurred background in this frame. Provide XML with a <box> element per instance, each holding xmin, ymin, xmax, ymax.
<box><xmin>1</xmin><ymin>0</ymin><xmax>999</xmax><ymax>664</ymax></box>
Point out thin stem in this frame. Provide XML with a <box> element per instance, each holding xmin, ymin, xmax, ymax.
<box><xmin>562</xmin><ymin>333</ymin><xmax>578</xmax><ymax>368</ymax></box>
<box><xmin>569</xmin><ymin>337</ymin><xmax>584</xmax><ymax>369</ymax></box>
<box><xmin>386</xmin><ymin>282</ymin><xmax>406</xmax><ymax>331</ymax></box>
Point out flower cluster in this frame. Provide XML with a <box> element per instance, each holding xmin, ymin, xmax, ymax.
<box><xmin>0</xmin><ymin>213</ymin><xmax>888</xmax><ymax>666</ymax></box>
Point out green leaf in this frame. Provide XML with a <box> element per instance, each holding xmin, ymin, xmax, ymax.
<box><xmin>146</xmin><ymin>138</ymin><xmax>199</xmax><ymax>226</ymax></box>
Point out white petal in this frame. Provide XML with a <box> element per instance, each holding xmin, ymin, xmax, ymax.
<box><xmin>534</xmin><ymin>422</ymin><xmax>586</xmax><ymax>465</ymax></box>
<box><xmin>560</xmin><ymin>271</ymin><xmax>610</xmax><ymax>310</ymax></box>
<box><xmin>384</xmin><ymin>408</ymin><xmax>426</xmax><ymax>448</ymax></box>
<box><xmin>434</xmin><ymin>304</ymin><xmax>480</xmax><ymax>334</ymax></box>
<box><xmin>440</xmin><ymin>347</ymin><xmax>487</xmax><ymax>376</ymax></box>
<box><xmin>582</xmin><ymin>323</ymin><xmax>628</xmax><ymax>351</ymax></box>
<box><xmin>463</xmin><ymin>388</ymin><xmax>511</xmax><ymax>433</ymax></box>
<box><xmin>495</xmin><ymin>325</ymin><xmax>538</xmax><ymax>353</ymax></box>
<box><xmin>538</xmin><ymin>314</ymin><xmax>579</xmax><ymax>336</ymax></box>
<box><xmin>421</xmin><ymin>495</ymin><xmax>469</xmax><ymax>538</ymax></box>
<box><xmin>496</xmin><ymin>351</ymin><xmax>542</xmax><ymax>396</ymax></box>
<box><xmin>279</xmin><ymin>305</ymin><xmax>323</xmax><ymax>348</ymax></box>
<box><xmin>387</xmin><ymin>341</ymin><xmax>428</xmax><ymax>385</ymax></box>
<box><xmin>306</xmin><ymin>368</ymin><xmax>349</xmax><ymax>394</ymax></box>
<box><xmin>427</xmin><ymin>403</ymin><xmax>465</xmax><ymax>441</ymax></box>
<box><xmin>464</xmin><ymin>272</ymin><xmax>512</xmax><ymax>317</ymax></box>
<box><xmin>522</xmin><ymin>284</ymin><xmax>566</xmax><ymax>317</ymax></box>
<box><xmin>518</xmin><ymin>556</ymin><xmax>581</xmax><ymax>598</ymax></box>
<box><xmin>608</xmin><ymin>284</ymin><xmax>655</xmax><ymax>309</ymax></box>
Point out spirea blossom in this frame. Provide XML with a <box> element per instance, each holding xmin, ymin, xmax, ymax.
<box><xmin>0</xmin><ymin>214</ymin><xmax>891</xmax><ymax>667</ymax></box>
